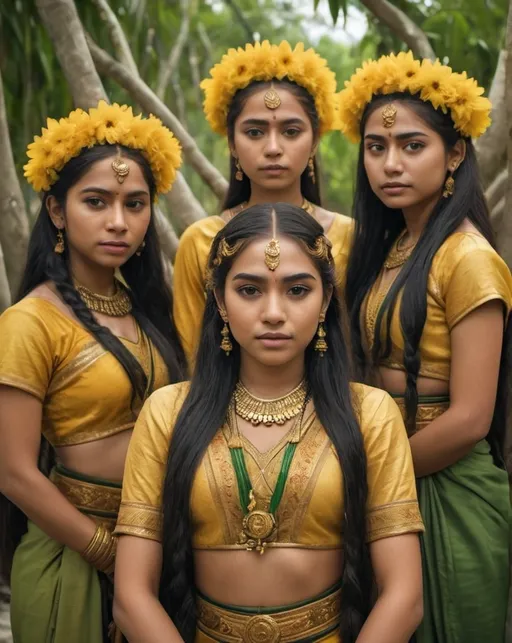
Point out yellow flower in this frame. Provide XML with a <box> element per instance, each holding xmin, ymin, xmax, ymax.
<box><xmin>201</xmin><ymin>40</ymin><xmax>337</xmax><ymax>135</ymax></box>
<box><xmin>24</xmin><ymin>100</ymin><xmax>182</xmax><ymax>194</ymax></box>
<box><xmin>337</xmin><ymin>51</ymin><xmax>491</xmax><ymax>141</ymax></box>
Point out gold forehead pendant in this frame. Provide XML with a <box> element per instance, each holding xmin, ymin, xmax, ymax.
<box><xmin>264</xmin><ymin>83</ymin><xmax>282</xmax><ymax>110</ymax></box>
<box><xmin>264</xmin><ymin>238</ymin><xmax>280</xmax><ymax>271</ymax></box>
<box><xmin>111</xmin><ymin>153</ymin><xmax>130</xmax><ymax>184</ymax></box>
<box><xmin>382</xmin><ymin>103</ymin><xmax>398</xmax><ymax>128</ymax></box>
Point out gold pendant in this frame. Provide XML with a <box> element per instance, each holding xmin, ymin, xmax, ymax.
<box><xmin>240</xmin><ymin>510</ymin><xmax>277</xmax><ymax>555</ymax></box>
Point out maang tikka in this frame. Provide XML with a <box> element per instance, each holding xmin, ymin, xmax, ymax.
<box><xmin>264</xmin><ymin>210</ymin><xmax>280</xmax><ymax>271</ymax></box>
<box><xmin>111</xmin><ymin>150</ymin><xmax>130</xmax><ymax>184</ymax></box>
<box><xmin>264</xmin><ymin>82</ymin><xmax>281</xmax><ymax>110</ymax></box>
<box><xmin>381</xmin><ymin>103</ymin><xmax>397</xmax><ymax>128</ymax></box>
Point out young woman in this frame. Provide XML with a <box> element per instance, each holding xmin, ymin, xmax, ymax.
<box><xmin>173</xmin><ymin>40</ymin><xmax>354</xmax><ymax>366</ymax></box>
<box><xmin>113</xmin><ymin>203</ymin><xmax>424</xmax><ymax>643</ymax></box>
<box><xmin>339</xmin><ymin>52</ymin><xmax>512</xmax><ymax>642</ymax></box>
<box><xmin>0</xmin><ymin>101</ymin><xmax>186</xmax><ymax>642</ymax></box>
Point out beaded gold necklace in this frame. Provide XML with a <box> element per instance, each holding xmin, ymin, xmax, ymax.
<box><xmin>75</xmin><ymin>279</ymin><xmax>132</xmax><ymax>317</ymax></box>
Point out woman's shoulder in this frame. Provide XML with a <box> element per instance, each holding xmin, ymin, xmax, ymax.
<box><xmin>1</xmin><ymin>285</ymin><xmax>74</xmax><ymax>329</ymax></box>
<box><xmin>143</xmin><ymin>381</ymin><xmax>191</xmax><ymax>427</ymax></box>
<box><xmin>179</xmin><ymin>216</ymin><xmax>225</xmax><ymax>245</ymax></box>
<box><xmin>349</xmin><ymin>383</ymin><xmax>402</xmax><ymax>432</ymax></box>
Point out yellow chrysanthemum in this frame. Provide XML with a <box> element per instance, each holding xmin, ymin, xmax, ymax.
<box><xmin>24</xmin><ymin>100</ymin><xmax>182</xmax><ymax>194</ymax></box>
<box><xmin>201</xmin><ymin>40</ymin><xmax>338</xmax><ymax>135</ymax></box>
<box><xmin>337</xmin><ymin>51</ymin><xmax>492</xmax><ymax>142</ymax></box>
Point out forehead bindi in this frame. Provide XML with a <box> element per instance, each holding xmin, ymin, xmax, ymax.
<box><xmin>238</xmin><ymin>87</ymin><xmax>310</xmax><ymax>125</ymax></box>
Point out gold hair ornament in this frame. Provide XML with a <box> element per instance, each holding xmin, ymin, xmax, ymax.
<box><xmin>264</xmin><ymin>84</ymin><xmax>282</xmax><ymax>109</ymax></box>
<box><xmin>24</xmin><ymin>101</ymin><xmax>182</xmax><ymax>194</ymax></box>
<box><xmin>111</xmin><ymin>152</ymin><xmax>130</xmax><ymax>184</ymax></box>
<box><xmin>201</xmin><ymin>40</ymin><xmax>338</xmax><ymax>135</ymax></box>
<box><xmin>337</xmin><ymin>51</ymin><xmax>491</xmax><ymax>142</ymax></box>
<box><xmin>382</xmin><ymin>103</ymin><xmax>397</xmax><ymax>128</ymax></box>
<box><xmin>264</xmin><ymin>238</ymin><xmax>280</xmax><ymax>271</ymax></box>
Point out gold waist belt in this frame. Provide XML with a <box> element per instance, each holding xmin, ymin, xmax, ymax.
<box><xmin>197</xmin><ymin>586</ymin><xmax>341</xmax><ymax>643</ymax></box>
<box><xmin>394</xmin><ymin>398</ymin><xmax>449</xmax><ymax>434</ymax></box>
<box><xmin>50</xmin><ymin>465</ymin><xmax>122</xmax><ymax>529</ymax></box>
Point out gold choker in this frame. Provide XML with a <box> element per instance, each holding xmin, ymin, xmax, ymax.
<box><xmin>75</xmin><ymin>280</ymin><xmax>132</xmax><ymax>317</ymax></box>
<box><xmin>383</xmin><ymin>229</ymin><xmax>416</xmax><ymax>270</ymax></box>
<box><xmin>234</xmin><ymin>380</ymin><xmax>307</xmax><ymax>426</ymax></box>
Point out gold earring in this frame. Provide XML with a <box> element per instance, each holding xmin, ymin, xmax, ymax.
<box><xmin>308</xmin><ymin>157</ymin><xmax>316</xmax><ymax>184</ymax></box>
<box><xmin>54</xmin><ymin>230</ymin><xmax>65</xmax><ymax>254</ymax></box>
<box><xmin>235</xmin><ymin>159</ymin><xmax>244</xmax><ymax>181</ymax></box>
<box><xmin>443</xmin><ymin>173</ymin><xmax>455</xmax><ymax>198</ymax></box>
<box><xmin>314</xmin><ymin>317</ymin><xmax>327</xmax><ymax>355</ymax></box>
<box><xmin>220</xmin><ymin>322</ymin><xmax>233</xmax><ymax>355</ymax></box>
<box><xmin>136</xmin><ymin>239</ymin><xmax>146</xmax><ymax>257</ymax></box>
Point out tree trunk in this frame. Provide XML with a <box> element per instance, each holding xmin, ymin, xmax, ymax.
<box><xmin>35</xmin><ymin>0</ymin><xmax>107</xmax><ymax>109</ymax></box>
<box><xmin>0</xmin><ymin>68</ymin><xmax>29</xmax><ymax>299</ymax></box>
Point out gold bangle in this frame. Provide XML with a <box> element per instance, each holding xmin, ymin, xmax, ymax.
<box><xmin>82</xmin><ymin>524</ymin><xmax>117</xmax><ymax>574</ymax></box>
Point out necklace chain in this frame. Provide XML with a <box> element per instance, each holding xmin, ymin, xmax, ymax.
<box><xmin>383</xmin><ymin>229</ymin><xmax>416</xmax><ymax>270</ymax></box>
<box><xmin>233</xmin><ymin>380</ymin><xmax>307</xmax><ymax>426</ymax></box>
<box><xmin>75</xmin><ymin>279</ymin><xmax>132</xmax><ymax>317</ymax></box>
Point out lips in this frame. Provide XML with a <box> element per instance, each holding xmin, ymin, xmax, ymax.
<box><xmin>257</xmin><ymin>332</ymin><xmax>291</xmax><ymax>339</ymax></box>
<box><xmin>381</xmin><ymin>182</ymin><xmax>409</xmax><ymax>189</ymax></box>
<box><xmin>261</xmin><ymin>165</ymin><xmax>287</xmax><ymax>171</ymax></box>
<box><xmin>99</xmin><ymin>241</ymin><xmax>129</xmax><ymax>247</ymax></box>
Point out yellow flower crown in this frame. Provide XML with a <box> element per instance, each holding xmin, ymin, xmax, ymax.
<box><xmin>24</xmin><ymin>101</ymin><xmax>182</xmax><ymax>194</ymax></box>
<box><xmin>200</xmin><ymin>40</ymin><xmax>338</xmax><ymax>135</ymax></box>
<box><xmin>337</xmin><ymin>51</ymin><xmax>492</xmax><ymax>142</ymax></box>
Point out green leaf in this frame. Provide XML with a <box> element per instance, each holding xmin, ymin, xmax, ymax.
<box><xmin>328</xmin><ymin>0</ymin><xmax>340</xmax><ymax>24</ymax></box>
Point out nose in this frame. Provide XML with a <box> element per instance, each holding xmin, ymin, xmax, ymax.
<box><xmin>383</xmin><ymin>145</ymin><xmax>403</xmax><ymax>175</ymax></box>
<box><xmin>261</xmin><ymin>289</ymin><xmax>287</xmax><ymax>325</ymax></box>
<box><xmin>106</xmin><ymin>202</ymin><xmax>128</xmax><ymax>233</ymax></box>
<box><xmin>263</xmin><ymin>130</ymin><xmax>283</xmax><ymax>158</ymax></box>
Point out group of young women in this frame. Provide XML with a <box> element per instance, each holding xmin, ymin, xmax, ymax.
<box><xmin>0</xmin><ymin>40</ymin><xmax>510</xmax><ymax>643</ymax></box>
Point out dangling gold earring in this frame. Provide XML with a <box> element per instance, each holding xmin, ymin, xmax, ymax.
<box><xmin>220</xmin><ymin>322</ymin><xmax>233</xmax><ymax>355</ymax></box>
<box><xmin>136</xmin><ymin>240</ymin><xmax>146</xmax><ymax>257</ymax></box>
<box><xmin>308</xmin><ymin>157</ymin><xmax>316</xmax><ymax>184</ymax></box>
<box><xmin>443</xmin><ymin>173</ymin><xmax>455</xmax><ymax>198</ymax></box>
<box><xmin>314</xmin><ymin>316</ymin><xmax>327</xmax><ymax>355</ymax></box>
<box><xmin>54</xmin><ymin>230</ymin><xmax>65</xmax><ymax>254</ymax></box>
<box><xmin>235</xmin><ymin>159</ymin><xmax>244</xmax><ymax>181</ymax></box>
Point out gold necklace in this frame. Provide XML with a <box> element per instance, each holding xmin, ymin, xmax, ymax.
<box><xmin>75</xmin><ymin>279</ymin><xmax>132</xmax><ymax>316</ymax></box>
<box><xmin>234</xmin><ymin>380</ymin><xmax>307</xmax><ymax>426</ymax></box>
<box><xmin>229</xmin><ymin>198</ymin><xmax>315</xmax><ymax>220</ymax></box>
<box><xmin>383</xmin><ymin>229</ymin><xmax>416</xmax><ymax>270</ymax></box>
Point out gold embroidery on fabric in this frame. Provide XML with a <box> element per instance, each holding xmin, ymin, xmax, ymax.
<box><xmin>204</xmin><ymin>447</ymin><xmax>232</xmax><ymax>542</ymax></box>
<box><xmin>116</xmin><ymin>501</ymin><xmax>162</xmax><ymax>540</ymax></box>
<box><xmin>394</xmin><ymin>399</ymin><xmax>449</xmax><ymax>435</ymax></box>
<box><xmin>49</xmin><ymin>422</ymin><xmax>135</xmax><ymax>447</ymax></box>
<box><xmin>51</xmin><ymin>469</ymin><xmax>121</xmax><ymax>514</ymax></box>
<box><xmin>48</xmin><ymin>341</ymin><xmax>106</xmax><ymax>395</ymax></box>
<box><xmin>197</xmin><ymin>588</ymin><xmax>341</xmax><ymax>643</ymax></box>
<box><xmin>367</xmin><ymin>499</ymin><xmax>424</xmax><ymax>542</ymax></box>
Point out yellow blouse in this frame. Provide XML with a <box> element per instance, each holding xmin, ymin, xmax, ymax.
<box><xmin>173</xmin><ymin>213</ymin><xmax>354</xmax><ymax>366</ymax></box>
<box><xmin>115</xmin><ymin>382</ymin><xmax>424</xmax><ymax>549</ymax></box>
<box><xmin>365</xmin><ymin>232</ymin><xmax>512</xmax><ymax>381</ymax></box>
<box><xmin>0</xmin><ymin>297</ymin><xmax>169</xmax><ymax>446</ymax></box>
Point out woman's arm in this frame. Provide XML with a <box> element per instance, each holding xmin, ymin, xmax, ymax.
<box><xmin>357</xmin><ymin>533</ymin><xmax>423</xmax><ymax>643</ymax></box>
<box><xmin>409</xmin><ymin>300</ymin><xmax>504</xmax><ymax>477</ymax></box>
<box><xmin>0</xmin><ymin>386</ymin><xmax>96</xmax><ymax>551</ymax></box>
<box><xmin>114</xmin><ymin>535</ymin><xmax>183</xmax><ymax>642</ymax></box>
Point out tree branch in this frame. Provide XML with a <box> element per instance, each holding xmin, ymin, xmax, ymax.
<box><xmin>164</xmin><ymin>171</ymin><xmax>207</xmax><ymax>235</ymax></box>
<box><xmin>197</xmin><ymin>21</ymin><xmax>214</xmax><ymax>71</ymax></box>
<box><xmin>156</xmin><ymin>0</ymin><xmax>190</xmax><ymax>99</ymax></box>
<box><xmin>359</xmin><ymin>0</ymin><xmax>436</xmax><ymax>60</ymax></box>
<box><xmin>500</xmin><ymin>0</ymin><xmax>512</xmax><ymax>267</ymax></box>
<box><xmin>475</xmin><ymin>50</ymin><xmax>508</xmax><ymax>186</ymax></box>
<box><xmin>90</xmin><ymin>0</ymin><xmax>139</xmax><ymax>76</ymax></box>
<box><xmin>88</xmin><ymin>37</ymin><xmax>228</xmax><ymax>200</ymax></box>
<box><xmin>223</xmin><ymin>0</ymin><xmax>253</xmax><ymax>41</ymax></box>
<box><xmin>155</xmin><ymin>206</ymin><xmax>179</xmax><ymax>261</ymax></box>
<box><xmin>0</xmin><ymin>67</ymin><xmax>30</xmax><ymax>299</ymax></box>
<box><xmin>485</xmin><ymin>167</ymin><xmax>508</xmax><ymax>213</ymax></box>
<box><xmin>35</xmin><ymin>0</ymin><xmax>107</xmax><ymax>109</ymax></box>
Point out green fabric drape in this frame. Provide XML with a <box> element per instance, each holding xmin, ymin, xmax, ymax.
<box><xmin>416</xmin><ymin>439</ymin><xmax>510</xmax><ymax>642</ymax></box>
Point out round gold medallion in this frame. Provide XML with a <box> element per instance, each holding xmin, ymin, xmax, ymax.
<box><xmin>242</xmin><ymin>510</ymin><xmax>276</xmax><ymax>541</ymax></box>
<box><xmin>244</xmin><ymin>615</ymin><xmax>281</xmax><ymax>643</ymax></box>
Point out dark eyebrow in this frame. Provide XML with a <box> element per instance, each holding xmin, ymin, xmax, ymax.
<box><xmin>240</xmin><ymin>117</ymin><xmax>306</xmax><ymax>127</ymax></box>
<box><xmin>364</xmin><ymin>131</ymin><xmax>429</xmax><ymax>142</ymax></box>
<box><xmin>232</xmin><ymin>272</ymin><xmax>317</xmax><ymax>283</ymax></box>
<box><xmin>80</xmin><ymin>187</ymin><xmax>150</xmax><ymax>197</ymax></box>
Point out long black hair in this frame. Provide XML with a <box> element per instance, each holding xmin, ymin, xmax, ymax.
<box><xmin>345</xmin><ymin>92</ymin><xmax>509</xmax><ymax>462</ymax></box>
<box><xmin>0</xmin><ymin>144</ymin><xmax>186</xmax><ymax>583</ymax></box>
<box><xmin>223</xmin><ymin>79</ymin><xmax>323</xmax><ymax>210</ymax></box>
<box><xmin>160</xmin><ymin>204</ymin><xmax>373</xmax><ymax>643</ymax></box>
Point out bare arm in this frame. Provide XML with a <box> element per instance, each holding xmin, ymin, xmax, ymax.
<box><xmin>356</xmin><ymin>533</ymin><xmax>423</xmax><ymax>642</ymax></box>
<box><xmin>114</xmin><ymin>535</ymin><xmax>183</xmax><ymax>642</ymax></box>
<box><xmin>409</xmin><ymin>300</ymin><xmax>504</xmax><ymax>477</ymax></box>
<box><xmin>0</xmin><ymin>385</ymin><xmax>96</xmax><ymax>552</ymax></box>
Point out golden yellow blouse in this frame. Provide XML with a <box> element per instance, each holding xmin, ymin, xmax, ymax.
<box><xmin>115</xmin><ymin>381</ymin><xmax>423</xmax><ymax>548</ymax></box>
<box><xmin>365</xmin><ymin>232</ymin><xmax>512</xmax><ymax>380</ymax></box>
<box><xmin>0</xmin><ymin>297</ymin><xmax>169</xmax><ymax>446</ymax></box>
<box><xmin>173</xmin><ymin>213</ymin><xmax>354</xmax><ymax>366</ymax></box>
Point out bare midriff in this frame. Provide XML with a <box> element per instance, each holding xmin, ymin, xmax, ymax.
<box><xmin>194</xmin><ymin>547</ymin><xmax>343</xmax><ymax>605</ymax></box>
<box><xmin>377</xmin><ymin>366</ymin><xmax>449</xmax><ymax>397</ymax></box>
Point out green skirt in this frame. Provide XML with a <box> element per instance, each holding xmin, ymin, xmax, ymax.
<box><xmin>10</xmin><ymin>466</ymin><xmax>121</xmax><ymax>643</ymax></box>
<box><xmin>405</xmin><ymin>397</ymin><xmax>511</xmax><ymax>642</ymax></box>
